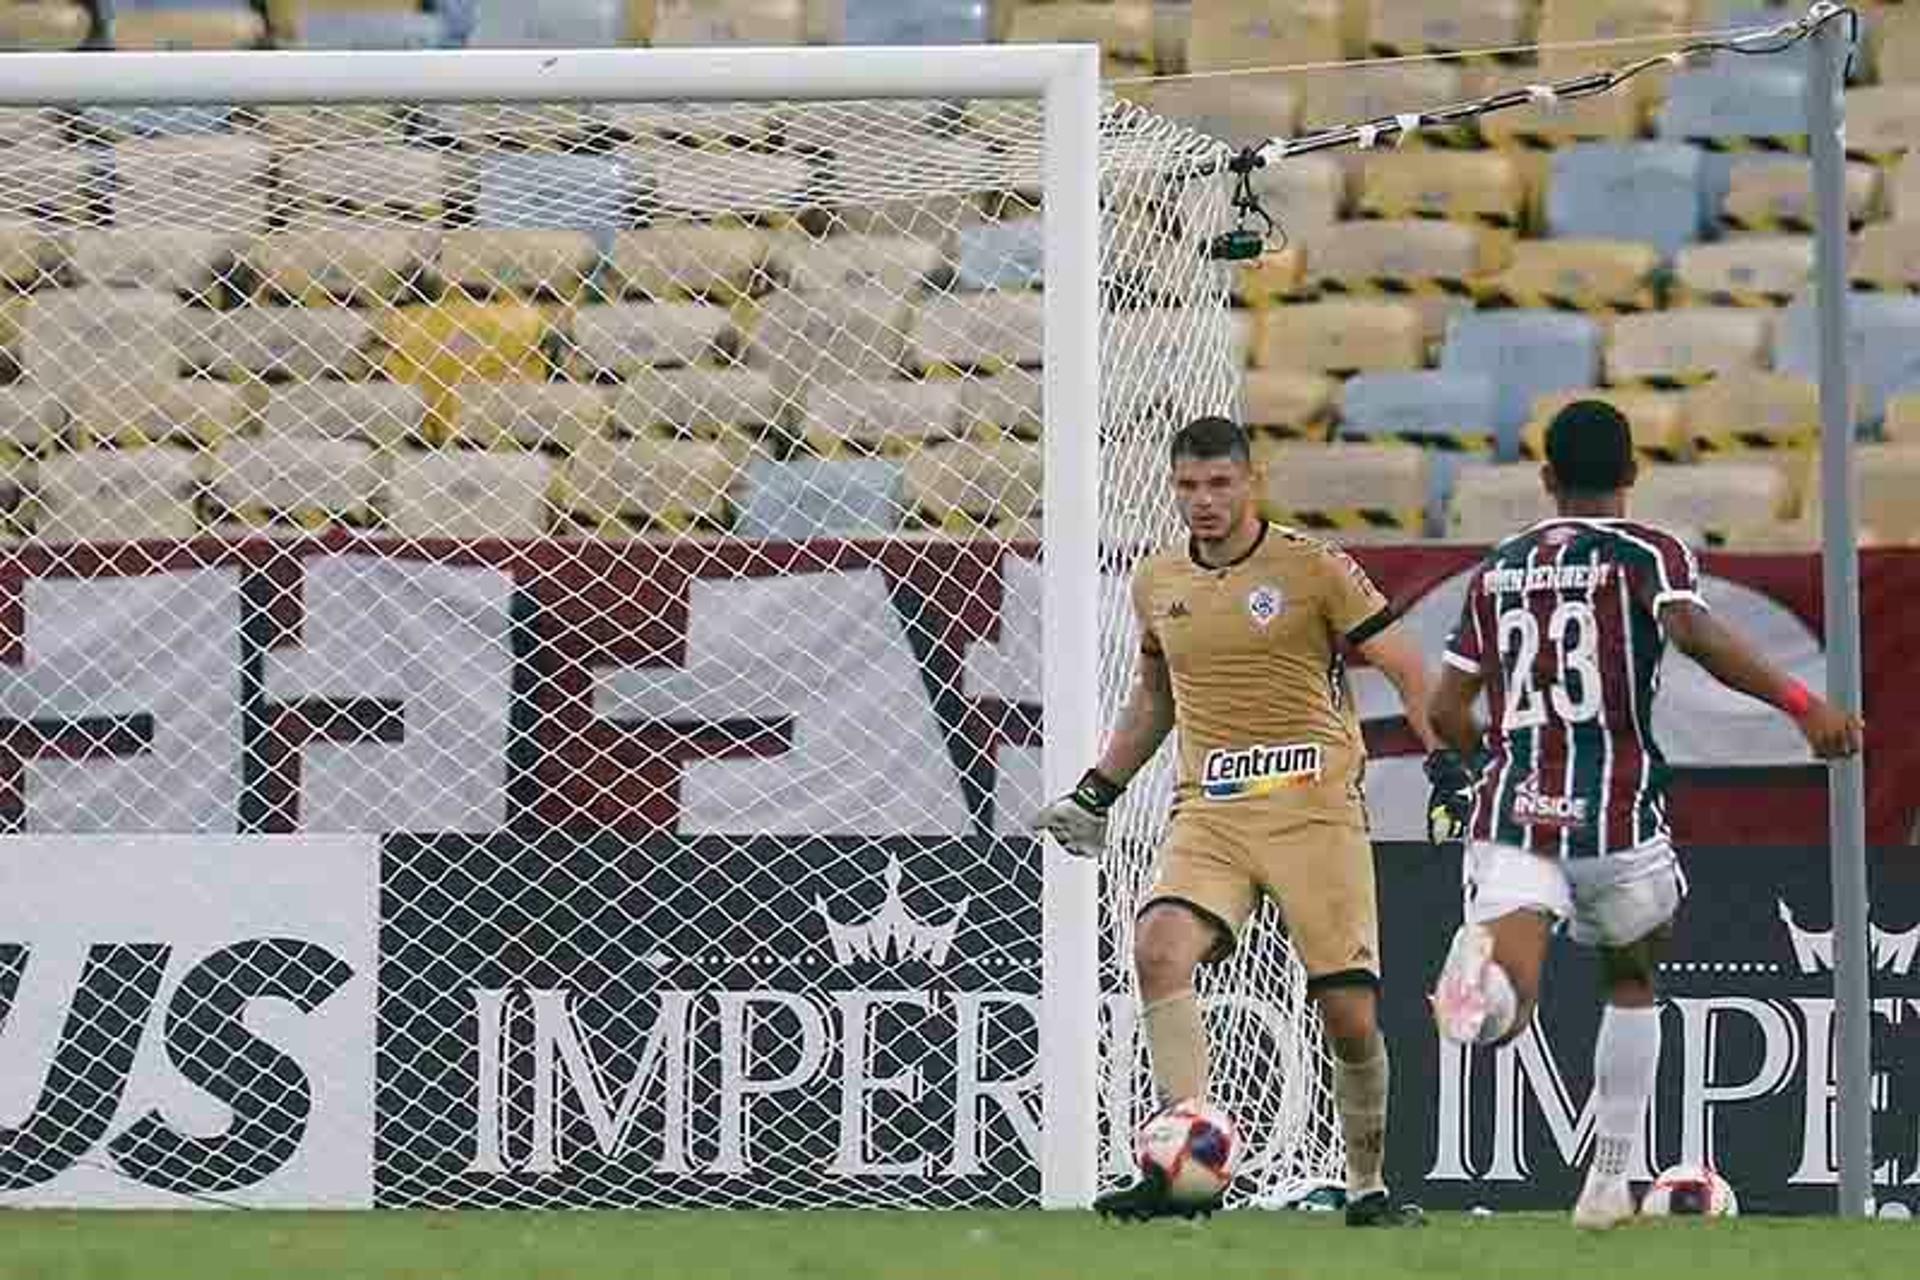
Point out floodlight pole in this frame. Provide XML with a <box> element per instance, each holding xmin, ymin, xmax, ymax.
<box><xmin>1805</xmin><ymin>1</ymin><xmax>1874</xmax><ymax>1219</ymax></box>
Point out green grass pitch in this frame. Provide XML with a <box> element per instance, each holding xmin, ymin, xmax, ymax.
<box><xmin>3</xmin><ymin>1210</ymin><xmax>1915</xmax><ymax>1280</ymax></box>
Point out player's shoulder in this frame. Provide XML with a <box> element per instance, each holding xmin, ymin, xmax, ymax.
<box><xmin>1131</xmin><ymin>544</ymin><xmax>1191</xmax><ymax>590</ymax></box>
<box><xmin>1261</xmin><ymin>521</ymin><xmax>1350</xmax><ymax>570</ymax></box>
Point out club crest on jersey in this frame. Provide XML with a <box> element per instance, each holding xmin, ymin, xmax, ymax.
<box><xmin>1201</xmin><ymin>742</ymin><xmax>1323</xmax><ymax>799</ymax></box>
<box><xmin>1511</xmin><ymin>775</ymin><xmax>1591</xmax><ymax>829</ymax></box>
<box><xmin>1245</xmin><ymin>585</ymin><xmax>1285</xmax><ymax>628</ymax></box>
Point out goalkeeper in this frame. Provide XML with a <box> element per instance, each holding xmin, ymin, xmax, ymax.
<box><xmin>1034</xmin><ymin>416</ymin><xmax>1465</xmax><ymax>1226</ymax></box>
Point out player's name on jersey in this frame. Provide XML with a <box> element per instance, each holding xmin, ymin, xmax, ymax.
<box><xmin>1481</xmin><ymin>562</ymin><xmax>1617</xmax><ymax>596</ymax></box>
<box><xmin>1201</xmin><ymin>742</ymin><xmax>1325</xmax><ymax>799</ymax></box>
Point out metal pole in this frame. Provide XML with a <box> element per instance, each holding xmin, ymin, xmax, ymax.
<box><xmin>1805</xmin><ymin>1</ymin><xmax>1874</xmax><ymax>1219</ymax></box>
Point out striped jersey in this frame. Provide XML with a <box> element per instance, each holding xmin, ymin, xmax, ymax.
<box><xmin>1442</xmin><ymin>517</ymin><xmax>1705</xmax><ymax>858</ymax></box>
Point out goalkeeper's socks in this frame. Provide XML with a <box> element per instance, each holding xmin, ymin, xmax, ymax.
<box><xmin>1590</xmin><ymin>1004</ymin><xmax>1661</xmax><ymax>1180</ymax></box>
<box><xmin>1334</xmin><ymin>1035</ymin><xmax>1390</xmax><ymax>1198</ymax></box>
<box><xmin>1140</xmin><ymin>990</ymin><xmax>1209</xmax><ymax>1106</ymax></box>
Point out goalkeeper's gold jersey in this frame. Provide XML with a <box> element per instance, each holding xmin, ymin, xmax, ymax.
<box><xmin>1132</xmin><ymin>522</ymin><xmax>1396</xmax><ymax>824</ymax></box>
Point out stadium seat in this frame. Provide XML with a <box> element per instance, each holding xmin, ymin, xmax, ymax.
<box><xmin>206</xmin><ymin>435</ymin><xmax>388</xmax><ymax>532</ymax></box>
<box><xmin>902</xmin><ymin>436</ymin><xmax>1042</xmax><ymax>533</ymax></box>
<box><xmin>1547</xmin><ymin>142</ymin><xmax>1708</xmax><ymax>260</ymax></box>
<box><xmin>1719</xmin><ymin>155</ymin><xmax>1880</xmax><ymax>234</ymax></box>
<box><xmin>571</xmin><ymin>302</ymin><xmax>732</xmax><ymax>379</ymax></box>
<box><xmin>1366</xmin><ymin>0</ymin><xmax>1529</xmax><ymax>55</ymax></box>
<box><xmin>1522</xmin><ymin>388</ymin><xmax>1688</xmax><ymax>462</ymax></box>
<box><xmin>799</xmin><ymin>379</ymin><xmax>966</xmax><ymax>455</ymax></box>
<box><xmin>284</xmin><ymin>6</ymin><xmax>447</xmax><ymax>48</ymax></box>
<box><xmin>1684</xmin><ymin>371</ymin><xmax>1822</xmax><ymax>457</ymax></box>
<box><xmin>455</xmin><ymin>0</ymin><xmax>647</xmax><ymax>46</ymax></box>
<box><xmin>473</xmin><ymin>152</ymin><xmax>637</xmax><ymax>232</ymax></box>
<box><xmin>1604</xmin><ymin>309</ymin><xmax>1774</xmax><ymax>389</ymax></box>
<box><xmin>555</xmin><ymin>434</ymin><xmax>749</xmax><ymax>534</ymax></box>
<box><xmin>610</xmin><ymin>226</ymin><xmax>770</xmax><ymax>302</ymax></box>
<box><xmin>386</xmin><ymin>447</ymin><xmax>555</xmax><ymax>541</ymax></box>
<box><xmin>109</xmin><ymin>135</ymin><xmax>271</xmax><ymax>234</ymax></box>
<box><xmin>1886</xmin><ymin>153</ymin><xmax>1920</xmax><ymax>221</ymax></box>
<box><xmin>733</xmin><ymin>456</ymin><xmax>907</xmax><ymax>540</ymax></box>
<box><xmin>1873</xmin><ymin>5</ymin><xmax>1920</xmax><ymax>85</ymax></box>
<box><xmin>0</xmin><ymin>108</ymin><xmax>60</xmax><ymax>150</ymax></box>
<box><xmin>264</xmin><ymin>382</ymin><xmax>430</xmax><ymax>449</ymax></box>
<box><xmin>1257</xmin><ymin>441</ymin><xmax>1429</xmax><ymax>540</ymax></box>
<box><xmin>1537</xmin><ymin>0</ymin><xmax>1691</xmax><ymax>64</ymax></box>
<box><xmin>843</xmin><ymin>0</ymin><xmax>989</xmax><ymax>44</ymax></box>
<box><xmin>70</xmin><ymin>378</ymin><xmax>258</xmax><ymax>450</ymax></box>
<box><xmin>1447</xmin><ymin>461</ymin><xmax>1554</xmax><ymax>541</ymax></box>
<box><xmin>283</xmin><ymin>145</ymin><xmax>454</xmax><ymax>223</ymax></box>
<box><xmin>1860</xmin><ymin>445</ymin><xmax>1920</xmax><ymax>545</ymax></box>
<box><xmin>910</xmin><ymin>292</ymin><xmax>1043</xmax><ymax>374</ymax></box>
<box><xmin>1188</xmin><ymin>0</ymin><xmax>1350</xmax><ymax>71</ymax></box>
<box><xmin>750</xmin><ymin>289</ymin><xmax>913</xmax><ymax>387</ymax></box>
<box><xmin>1675</xmin><ymin>237</ymin><xmax>1814</xmax><ymax>309</ymax></box>
<box><xmin>1850</xmin><ymin>222</ymin><xmax>1920</xmax><ymax>294</ymax></box>
<box><xmin>1247</xmin><ymin>154</ymin><xmax>1347</xmax><ymax>254</ymax></box>
<box><xmin>68</xmin><ymin>228</ymin><xmax>239</xmax><ymax>299</ymax></box>
<box><xmin>1480</xmin><ymin>91</ymin><xmax>1642</xmax><ymax>152</ymax></box>
<box><xmin>112</xmin><ymin>6</ymin><xmax>266</xmax><ymax>49</ymax></box>
<box><xmin>1130</xmin><ymin>78</ymin><xmax>1301</xmax><ymax>145</ymax></box>
<box><xmin>1301</xmin><ymin>63</ymin><xmax>1465</xmax><ymax>135</ymax></box>
<box><xmin>649</xmin><ymin>0</ymin><xmax>808</xmax><ymax>46</ymax></box>
<box><xmin>612</xmin><ymin>367</ymin><xmax>787</xmax><ymax>441</ymax></box>
<box><xmin>627</xmin><ymin>141</ymin><xmax>812</xmax><ymax>226</ymax></box>
<box><xmin>949</xmin><ymin>220</ymin><xmax>1044</xmax><ymax>293</ymax></box>
<box><xmin>1475</xmin><ymin>239</ymin><xmax>1660</xmax><ymax>313</ymax></box>
<box><xmin>1259</xmin><ymin>300</ymin><xmax>1425</xmax><ymax>377</ymax></box>
<box><xmin>1243</xmin><ymin>369</ymin><xmax>1338</xmax><ymax>439</ymax></box>
<box><xmin>1004</xmin><ymin>1</ymin><xmax>1153</xmax><ymax>75</ymax></box>
<box><xmin>0</xmin><ymin>224</ymin><xmax>64</xmax><ymax>293</ymax></box>
<box><xmin>1655</xmin><ymin>66</ymin><xmax>1809</xmax><ymax>146</ymax></box>
<box><xmin>248</xmin><ymin>226</ymin><xmax>437</xmax><ymax>306</ymax></box>
<box><xmin>0</xmin><ymin>385</ymin><xmax>68</xmax><ymax>454</ymax></box>
<box><xmin>0</xmin><ymin>147</ymin><xmax>93</xmax><ymax>224</ymax></box>
<box><xmin>0</xmin><ymin>2</ymin><xmax>89</xmax><ymax>49</ymax></box>
<box><xmin>438</xmin><ymin>229</ymin><xmax>599</xmax><ymax>301</ymax></box>
<box><xmin>383</xmin><ymin>298</ymin><xmax>556</xmax><ymax>417</ymax></box>
<box><xmin>1843</xmin><ymin>86</ymin><xmax>1920</xmax><ymax>161</ymax></box>
<box><xmin>1885</xmin><ymin>389</ymin><xmax>1920</xmax><ymax>444</ymax></box>
<box><xmin>1358</xmin><ymin>151</ymin><xmax>1525</xmax><ymax>237</ymax></box>
<box><xmin>448</xmin><ymin>381</ymin><xmax>611</xmax><ymax>453</ymax></box>
<box><xmin>960</xmin><ymin>370</ymin><xmax>1043</xmax><ymax>438</ymax></box>
<box><xmin>1632</xmin><ymin>460</ymin><xmax>1791</xmax><ymax>544</ymax></box>
<box><xmin>778</xmin><ymin>232</ymin><xmax>950</xmax><ymax>297</ymax></box>
<box><xmin>80</xmin><ymin>102</ymin><xmax>234</xmax><ymax>142</ymax></box>
<box><xmin>252</xmin><ymin>103</ymin><xmax>399</xmax><ymax>148</ymax></box>
<box><xmin>1308</xmin><ymin>220</ymin><xmax>1492</xmax><ymax>341</ymax></box>
<box><xmin>1775</xmin><ymin>291</ymin><xmax>1920</xmax><ymax>425</ymax></box>
<box><xmin>36</xmin><ymin>446</ymin><xmax>204</xmax><ymax>543</ymax></box>
<box><xmin>24</xmin><ymin>288</ymin><xmax>190</xmax><ymax>399</ymax></box>
<box><xmin>188</xmin><ymin>306</ymin><xmax>380</xmax><ymax>382</ymax></box>
<box><xmin>1338</xmin><ymin>370</ymin><xmax>1502</xmax><ymax>454</ymax></box>
<box><xmin>1438</xmin><ymin>310</ymin><xmax>1603</xmax><ymax>447</ymax></box>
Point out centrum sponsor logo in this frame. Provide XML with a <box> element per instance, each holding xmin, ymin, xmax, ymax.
<box><xmin>1201</xmin><ymin>743</ymin><xmax>1324</xmax><ymax>799</ymax></box>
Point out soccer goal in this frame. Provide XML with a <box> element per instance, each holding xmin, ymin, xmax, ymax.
<box><xmin>0</xmin><ymin>43</ymin><xmax>1336</xmax><ymax>1212</ymax></box>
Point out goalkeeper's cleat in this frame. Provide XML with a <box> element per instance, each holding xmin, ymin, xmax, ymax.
<box><xmin>1571</xmin><ymin>1173</ymin><xmax>1637</xmax><ymax>1231</ymax></box>
<box><xmin>1092</xmin><ymin>1168</ymin><xmax>1222</xmax><ymax>1223</ymax></box>
<box><xmin>1431</xmin><ymin>922</ymin><xmax>1494</xmax><ymax>1045</ymax></box>
<box><xmin>1344</xmin><ymin>1192</ymin><xmax>1426</xmax><ymax>1228</ymax></box>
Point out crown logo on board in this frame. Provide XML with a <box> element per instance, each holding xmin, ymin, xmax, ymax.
<box><xmin>1778</xmin><ymin>900</ymin><xmax>1920</xmax><ymax>977</ymax></box>
<box><xmin>816</xmin><ymin>856</ymin><xmax>968</xmax><ymax>968</ymax></box>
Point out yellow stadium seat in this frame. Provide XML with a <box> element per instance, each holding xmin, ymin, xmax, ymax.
<box><xmin>650</xmin><ymin>0</ymin><xmax>807</xmax><ymax>45</ymax></box>
<box><xmin>251</xmin><ymin>104</ymin><xmax>400</xmax><ymax>148</ymax></box>
<box><xmin>24</xmin><ymin>289</ymin><xmax>189</xmax><ymax>399</ymax></box>
<box><xmin>745</xmin><ymin>289</ymin><xmax>912</xmax><ymax>387</ymax></box>
<box><xmin>36</xmin><ymin>447</ymin><xmax>203</xmax><ymax>543</ymax></box>
<box><xmin>1537</xmin><ymin>0</ymin><xmax>1690</xmax><ymax>94</ymax></box>
<box><xmin>1359</xmin><ymin>151</ymin><xmax>1525</xmax><ymax>235</ymax></box>
<box><xmin>1302</xmin><ymin>62</ymin><xmax>1465</xmax><ymax>135</ymax></box>
<box><xmin>635</xmin><ymin>142</ymin><xmax>812</xmax><ymax>225</ymax></box>
<box><xmin>555</xmin><ymin>434</ymin><xmax>749</xmax><ymax>534</ymax></box>
<box><xmin>1604</xmin><ymin>309</ymin><xmax>1774</xmax><ymax>389</ymax></box>
<box><xmin>0</xmin><ymin>223</ymin><xmax>61</xmax><ymax>292</ymax></box>
<box><xmin>0</xmin><ymin>385</ymin><xmax>67</xmax><ymax>455</ymax></box>
<box><xmin>383</xmin><ymin>298</ymin><xmax>556</xmax><ymax>435</ymax></box>
<box><xmin>1884</xmin><ymin>388</ymin><xmax>1920</xmax><ymax>443</ymax></box>
<box><xmin>439</xmin><ymin>229</ymin><xmax>599</xmax><ymax>301</ymax></box>
<box><xmin>1632</xmin><ymin>460</ymin><xmax>1791</xmax><ymax>545</ymax></box>
<box><xmin>1368</xmin><ymin>0</ymin><xmax>1531</xmax><ymax>56</ymax></box>
<box><xmin>69</xmin><ymin>228</ymin><xmax>239</xmax><ymax>299</ymax></box>
<box><xmin>1851</xmin><ymin>221</ymin><xmax>1920</xmax><ymax>293</ymax></box>
<box><xmin>1861</xmin><ymin>444</ymin><xmax>1920</xmax><ymax>544</ymax></box>
<box><xmin>1257</xmin><ymin>441</ymin><xmax>1428</xmax><ymax>539</ymax></box>
<box><xmin>111</xmin><ymin>135</ymin><xmax>272</xmax><ymax>234</ymax></box>
<box><xmin>1448</xmin><ymin>461</ymin><xmax>1555</xmax><ymax>540</ymax></box>
<box><xmin>1475</xmin><ymin>239</ymin><xmax>1659</xmax><ymax>313</ymax></box>
<box><xmin>902</xmin><ymin>437</ymin><xmax>1042</xmax><ymax>534</ymax></box>
<box><xmin>609</xmin><ymin>226</ymin><xmax>770</xmax><ymax>302</ymax></box>
<box><xmin>1187</xmin><ymin>0</ymin><xmax>1351</xmax><ymax>71</ymax></box>
<box><xmin>206</xmin><ymin>435</ymin><xmax>389</xmax><ymax>532</ymax></box>
<box><xmin>961</xmin><ymin>370</ymin><xmax>1043</xmax><ymax>438</ymax></box>
<box><xmin>910</xmin><ymin>293</ymin><xmax>1044</xmax><ymax>374</ymax></box>
<box><xmin>611</xmin><ymin>367</ymin><xmax>789</xmax><ymax>441</ymax></box>
<box><xmin>113</xmin><ymin>6</ymin><xmax>265</xmax><ymax>49</ymax></box>
<box><xmin>1720</xmin><ymin>156</ymin><xmax>1881</xmax><ymax>234</ymax></box>
<box><xmin>71</xmin><ymin>379</ymin><xmax>259</xmax><ymax>450</ymax></box>
<box><xmin>570</xmin><ymin>302</ymin><xmax>730</xmax><ymax>380</ymax></box>
<box><xmin>1249</xmin><ymin>155</ymin><xmax>1348</xmax><ymax>256</ymax></box>
<box><xmin>1244</xmin><ymin>369</ymin><xmax>1339</xmax><ymax>439</ymax></box>
<box><xmin>1523</xmin><ymin>388</ymin><xmax>1688</xmax><ymax>462</ymax></box>
<box><xmin>1685</xmin><ymin>371</ymin><xmax>1823</xmax><ymax>457</ymax></box>
<box><xmin>448</xmin><ymin>382</ymin><xmax>610</xmax><ymax>453</ymax></box>
<box><xmin>264</xmin><ymin>382</ymin><xmax>430</xmax><ymax>449</ymax></box>
<box><xmin>0</xmin><ymin>146</ymin><xmax>93</xmax><ymax>224</ymax></box>
<box><xmin>1844</xmin><ymin>86</ymin><xmax>1920</xmax><ymax>160</ymax></box>
<box><xmin>249</xmin><ymin>227</ymin><xmax>437</xmax><ymax>306</ymax></box>
<box><xmin>799</xmin><ymin>379</ymin><xmax>967</xmax><ymax>455</ymax></box>
<box><xmin>773</xmin><ymin>232</ymin><xmax>948</xmax><ymax>298</ymax></box>
<box><xmin>1480</xmin><ymin>91</ymin><xmax>1643</xmax><ymax>151</ymax></box>
<box><xmin>1006</xmin><ymin>2</ymin><xmax>1153</xmax><ymax>74</ymax></box>
<box><xmin>1675</xmin><ymin>237</ymin><xmax>1814</xmax><ymax>309</ymax></box>
<box><xmin>0</xmin><ymin>108</ymin><xmax>60</xmax><ymax>150</ymax></box>
<box><xmin>1887</xmin><ymin>152</ymin><xmax>1920</xmax><ymax>220</ymax></box>
<box><xmin>188</xmin><ymin>306</ymin><xmax>379</xmax><ymax>383</ymax></box>
<box><xmin>0</xmin><ymin>2</ymin><xmax>89</xmax><ymax>49</ymax></box>
<box><xmin>386</xmin><ymin>447</ymin><xmax>555</xmax><ymax>541</ymax></box>
<box><xmin>1257</xmin><ymin>300</ymin><xmax>1425</xmax><ymax>375</ymax></box>
<box><xmin>282</xmin><ymin>145</ymin><xmax>454</xmax><ymax>223</ymax></box>
<box><xmin>1309</xmin><ymin>219</ymin><xmax>1493</xmax><ymax>342</ymax></box>
<box><xmin>1873</xmin><ymin>5</ymin><xmax>1920</xmax><ymax>84</ymax></box>
<box><xmin>1130</xmin><ymin>78</ymin><xmax>1301</xmax><ymax>143</ymax></box>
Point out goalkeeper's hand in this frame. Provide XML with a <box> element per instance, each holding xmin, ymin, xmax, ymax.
<box><xmin>1424</xmin><ymin>748</ymin><xmax>1476</xmax><ymax>847</ymax></box>
<box><xmin>1031</xmin><ymin>768</ymin><xmax>1125</xmax><ymax>858</ymax></box>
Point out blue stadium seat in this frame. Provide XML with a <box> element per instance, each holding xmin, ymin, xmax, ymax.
<box><xmin>449</xmin><ymin>0</ymin><xmax>632</xmax><ymax>47</ymax></box>
<box><xmin>474</xmin><ymin>152</ymin><xmax>635</xmax><ymax>230</ymax></box>
<box><xmin>1547</xmin><ymin>142</ymin><xmax>1709</xmax><ymax>260</ymax></box>
<box><xmin>844</xmin><ymin>0</ymin><xmax>989</xmax><ymax>44</ymax></box>
<box><xmin>290</xmin><ymin>9</ymin><xmax>450</xmax><ymax>49</ymax></box>
<box><xmin>80</xmin><ymin>105</ymin><xmax>233</xmax><ymax>139</ymax></box>
<box><xmin>1657</xmin><ymin>66</ymin><xmax>1808</xmax><ymax>143</ymax></box>
<box><xmin>1439</xmin><ymin>311</ymin><xmax>1603</xmax><ymax>455</ymax></box>
<box><xmin>1338</xmin><ymin>369</ymin><xmax>1504</xmax><ymax>528</ymax></box>
<box><xmin>734</xmin><ymin>457</ymin><xmax>907</xmax><ymax>540</ymax></box>
<box><xmin>954</xmin><ymin>219</ymin><xmax>1043</xmax><ymax>292</ymax></box>
<box><xmin>1775</xmin><ymin>291</ymin><xmax>1920</xmax><ymax>427</ymax></box>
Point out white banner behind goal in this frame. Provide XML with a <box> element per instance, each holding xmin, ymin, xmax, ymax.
<box><xmin>0</xmin><ymin>46</ymin><xmax>1338</xmax><ymax>1210</ymax></box>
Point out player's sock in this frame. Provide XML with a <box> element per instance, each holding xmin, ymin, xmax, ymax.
<box><xmin>1589</xmin><ymin>1004</ymin><xmax>1661</xmax><ymax>1183</ymax></box>
<box><xmin>1140</xmin><ymin>990</ymin><xmax>1209</xmax><ymax>1105</ymax></box>
<box><xmin>1333</xmin><ymin>1033</ymin><xmax>1389</xmax><ymax>1198</ymax></box>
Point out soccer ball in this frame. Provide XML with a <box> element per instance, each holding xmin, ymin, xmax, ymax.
<box><xmin>1134</xmin><ymin>1101</ymin><xmax>1238</xmax><ymax>1204</ymax></box>
<box><xmin>1640</xmin><ymin>1164</ymin><xmax>1739</xmax><ymax>1217</ymax></box>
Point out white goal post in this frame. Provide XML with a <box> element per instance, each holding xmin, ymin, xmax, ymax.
<box><xmin>0</xmin><ymin>44</ymin><xmax>1337</xmax><ymax>1212</ymax></box>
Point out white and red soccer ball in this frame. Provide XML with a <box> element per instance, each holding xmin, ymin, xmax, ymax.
<box><xmin>1134</xmin><ymin>1101</ymin><xmax>1239</xmax><ymax>1204</ymax></box>
<box><xmin>1640</xmin><ymin>1163</ymin><xmax>1739</xmax><ymax>1218</ymax></box>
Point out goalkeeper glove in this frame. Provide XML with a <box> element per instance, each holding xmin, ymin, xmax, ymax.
<box><xmin>1424</xmin><ymin>748</ymin><xmax>1476</xmax><ymax>846</ymax></box>
<box><xmin>1031</xmin><ymin>768</ymin><xmax>1125</xmax><ymax>858</ymax></box>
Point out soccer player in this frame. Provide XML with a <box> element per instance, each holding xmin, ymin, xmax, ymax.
<box><xmin>1033</xmin><ymin>415</ymin><xmax>1462</xmax><ymax>1227</ymax></box>
<box><xmin>1424</xmin><ymin>400</ymin><xmax>1863</xmax><ymax>1230</ymax></box>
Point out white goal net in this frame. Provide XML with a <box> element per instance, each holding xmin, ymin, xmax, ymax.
<box><xmin>0</xmin><ymin>48</ymin><xmax>1339</xmax><ymax>1211</ymax></box>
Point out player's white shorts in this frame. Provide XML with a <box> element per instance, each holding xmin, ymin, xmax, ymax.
<box><xmin>1462</xmin><ymin>838</ymin><xmax>1686</xmax><ymax>948</ymax></box>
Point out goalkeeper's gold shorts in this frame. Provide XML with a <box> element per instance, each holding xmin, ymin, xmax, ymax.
<box><xmin>1142</xmin><ymin>805</ymin><xmax>1380</xmax><ymax>987</ymax></box>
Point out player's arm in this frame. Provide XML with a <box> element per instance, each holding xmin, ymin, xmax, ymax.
<box><xmin>1428</xmin><ymin>662</ymin><xmax>1484</xmax><ymax>759</ymax></box>
<box><xmin>1356</xmin><ymin>621</ymin><xmax>1440</xmax><ymax>752</ymax></box>
<box><xmin>1661</xmin><ymin>600</ymin><xmax>1863</xmax><ymax>760</ymax></box>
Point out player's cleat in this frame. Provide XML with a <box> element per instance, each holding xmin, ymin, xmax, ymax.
<box><xmin>1431</xmin><ymin>922</ymin><xmax>1494</xmax><ymax>1044</ymax></box>
<box><xmin>1571</xmin><ymin>1174</ymin><xmax>1637</xmax><ymax>1231</ymax></box>
<box><xmin>1093</xmin><ymin>1167</ymin><xmax>1222</xmax><ymax>1223</ymax></box>
<box><xmin>1344</xmin><ymin>1191</ymin><xmax>1426</xmax><ymax>1228</ymax></box>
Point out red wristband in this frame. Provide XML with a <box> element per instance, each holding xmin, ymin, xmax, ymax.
<box><xmin>1778</xmin><ymin>679</ymin><xmax>1814</xmax><ymax>720</ymax></box>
